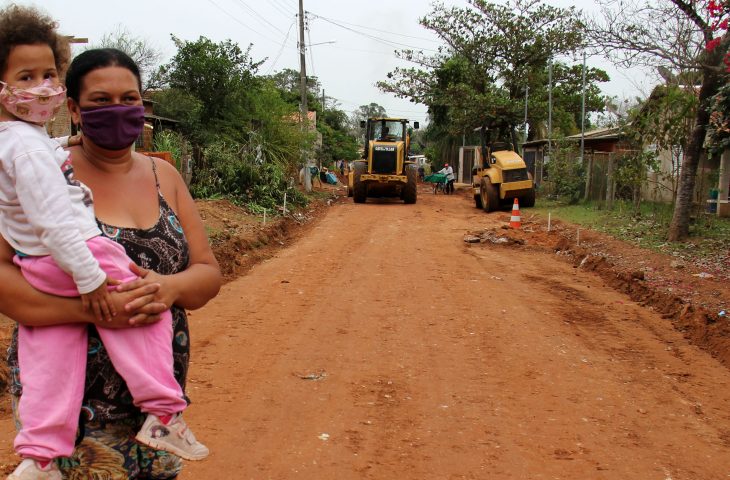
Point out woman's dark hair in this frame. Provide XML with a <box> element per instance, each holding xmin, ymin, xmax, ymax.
<box><xmin>0</xmin><ymin>4</ymin><xmax>70</xmax><ymax>77</ymax></box>
<box><xmin>66</xmin><ymin>48</ymin><xmax>142</xmax><ymax>101</ymax></box>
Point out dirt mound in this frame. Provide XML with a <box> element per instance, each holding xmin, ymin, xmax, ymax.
<box><xmin>198</xmin><ymin>196</ymin><xmax>336</xmax><ymax>282</ymax></box>
<box><xmin>465</xmin><ymin>213</ymin><xmax>730</xmax><ymax>369</ymax></box>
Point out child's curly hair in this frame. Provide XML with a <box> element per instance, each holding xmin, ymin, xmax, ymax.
<box><xmin>0</xmin><ymin>4</ymin><xmax>69</xmax><ymax>78</ymax></box>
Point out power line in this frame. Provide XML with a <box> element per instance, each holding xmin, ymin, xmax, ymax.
<box><xmin>308</xmin><ymin>11</ymin><xmax>441</xmax><ymax>44</ymax></box>
<box><xmin>270</xmin><ymin>0</ymin><xmax>295</xmax><ymax>18</ymax></box>
<box><xmin>308</xmin><ymin>13</ymin><xmax>441</xmax><ymax>54</ymax></box>
<box><xmin>265</xmin><ymin>20</ymin><xmax>297</xmax><ymax>75</ymax></box>
<box><xmin>269</xmin><ymin>0</ymin><xmax>295</xmax><ymax>20</ymax></box>
<box><xmin>306</xmin><ymin>14</ymin><xmax>316</xmax><ymax>78</ymax></box>
<box><xmin>329</xmin><ymin>44</ymin><xmax>414</xmax><ymax>59</ymax></box>
<box><xmin>231</xmin><ymin>0</ymin><xmax>287</xmax><ymax>36</ymax></box>
<box><xmin>204</xmin><ymin>0</ymin><xmax>282</xmax><ymax>45</ymax></box>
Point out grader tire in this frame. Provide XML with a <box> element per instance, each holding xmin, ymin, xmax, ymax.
<box><xmin>403</xmin><ymin>165</ymin><xmax>417</xmax><ymax>204</ymax></box>
<box><xmin>353</xmin><ymin>162</ymin><xmax>367</xmax><ymax>203</ymax></box>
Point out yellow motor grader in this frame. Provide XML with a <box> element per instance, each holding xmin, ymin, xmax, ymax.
<box><xmin>350</xmin><ymin>118</ymin><xmax>419</xmax><ymax>204</ymax></box>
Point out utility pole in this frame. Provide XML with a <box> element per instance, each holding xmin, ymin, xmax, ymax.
<box><xmin>546</xmin><ymin>59</ymin><xmax>553</xmax><ymax>185</ymax></box>
<box><xmin>298</xmin><ymin>0</ymin><xmax>311</xmax><ymax>191</ymax></box>
<box><xmin>548</xmin><ymin>60</ymin><xmax>552</xmax><ymax>150</ymax></box>
<box><xmin>523</xmin><ymin>85</ymin><xmax>529</xmax><ymax>145</ymax></box>
<box><xmin>581</xmin><ymin>52</ymin><xmax>592</xmax><ymax>202</ymax></box>
<box><xmin>298</xmin><ymin>0</ymin><xmax>308</xmax><ymax>122</ymax></box>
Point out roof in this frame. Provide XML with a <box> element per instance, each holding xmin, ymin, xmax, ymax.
<box><xmin>566</xmin><ymin>126</ymin><xmax>622</xmax><ymax>141</ymax></box>
<box><xmin>144</xmin><ymin>113</ymin><xmax>179</xmax><ymax>124</ymax></box>
<box><xmin>523</xmin><ymin>126</ymin><xmax>624</xmax><ymax>147</ymax></box>
<box><xmin>369</xmin><ymin>117</ymin><xmax>412</xmax><ymax>122</ymax></box>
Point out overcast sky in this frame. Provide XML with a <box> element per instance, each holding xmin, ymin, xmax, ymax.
<box><xmin>14</xmin><ymin>0</ymin><xmax>655</xmax><ymax>124</ymax></box>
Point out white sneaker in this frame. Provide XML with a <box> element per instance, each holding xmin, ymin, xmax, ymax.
<box><xmin>7</xmin><ymin>459</ymin><xmax>61</xmax><ymax>480</ymax></box>
<box><xmin>135</xmin><ymin>413</ymin><xmax>209</xmax><ymax>461</ymax></box>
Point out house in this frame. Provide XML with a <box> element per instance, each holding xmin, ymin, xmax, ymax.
<box><xmin>522</xmin><ymin>126</ymin><xmax>635</xmax><ymax>200</ymax></box>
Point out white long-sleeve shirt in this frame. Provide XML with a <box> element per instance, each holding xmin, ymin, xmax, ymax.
<box><xmin>0</xmin><ymin>121</ymin><xmax>105</xmax><ymax>294</ymax></box>
<box><xmin>439</xmin><ymin>166</ymin><xmax>455</xmax><ymax>181</ymax></box>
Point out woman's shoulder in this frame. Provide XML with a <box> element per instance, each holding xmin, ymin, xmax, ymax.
<box><xmin>134</xmin><ymin>153</ymin><xmax>186</xmax><ymax>204</ymax></box>
<box><xmin>133</xmin><ymin>153</ymin><xmax>181</xmax><ymax>181</ymax></box>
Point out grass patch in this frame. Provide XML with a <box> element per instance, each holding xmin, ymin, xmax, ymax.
<box><xmin>532</xmin><ymin>198</ymin><xmax>730</xmax><ymax>263</ymax></box>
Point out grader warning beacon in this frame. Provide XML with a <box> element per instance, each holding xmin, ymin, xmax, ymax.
<box><xmin>350</xmin><ymin>118</ymin><xmax>419</xmax><ymax>204</ymax></box>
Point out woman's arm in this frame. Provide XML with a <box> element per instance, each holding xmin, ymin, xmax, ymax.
<box><xmin>120</xmin><ymin>160</ymin><xmax>222</xmax><ymax>311</ymax></box>
<box><xmin>0</xmin><ymin>237</ymin><xmax>166</xmax><ymax>328</ymax></box>
<box><xmin>167</xmin><ymin>161</ymin><xmax>221</xmax><ymax>309</ymax></box>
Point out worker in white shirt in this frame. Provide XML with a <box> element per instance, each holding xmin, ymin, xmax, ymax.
<box><xmin>438</xmin><ymin>163</ymin><xmax>455</xmax><ymax>195</ymax></box>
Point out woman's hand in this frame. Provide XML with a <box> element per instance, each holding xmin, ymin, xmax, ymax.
<box><xmin>115</xmin><ymin>262</ymin><xmax>179</xmax><ymax>312</ymax></box>
<box><xmin>103</xmin><ymin>283</ymin><xmax>168</xmax><ymax>328</ymax></box>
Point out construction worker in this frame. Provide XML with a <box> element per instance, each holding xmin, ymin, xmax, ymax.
<box><xmin>438</xmin><ymin>163</ymin><xmax>455</xmax><ymax>194</ymax></box>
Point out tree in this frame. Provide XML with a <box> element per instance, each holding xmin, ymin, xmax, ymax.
<box><xmin>378</xmin><ymin>0</ymin><xmax>593</xmax><ymax>160</ymax></box>
<box><xmin>351</xmin><ymin>103</ymin><xmax>387</xmax><ymax>123</ymax></box>
<box><xmin>154</xmin><ymin>36</ymin><xmax>264</xmax><ymax>129</ymax></box>
<box><xmin>587</xmin><ymin>0</ymin><xmax>730</xmax><ymax>241</ymax></box>
<box><xmin>627</xmin><ymin>85</ymin><xmax>698</xmax><ymax>202</ymax></box>
<box><xmin>151</xmin><ymin>36</ymin><xmax>312</xmax><ymax>207</ymax></box>
<box><xmin>90</xmin><ymin>25</ymin><xmax>162</xmax><ymax>90</ymax></box>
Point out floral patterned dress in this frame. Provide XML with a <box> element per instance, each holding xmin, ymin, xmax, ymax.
<box><xmin>7</xmin><ymin>159</ymin><xmax>191</xmax><ymax>479</ymax></box>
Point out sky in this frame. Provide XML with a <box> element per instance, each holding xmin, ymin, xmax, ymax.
<box><xmin>12</xmin><ymin>0</ymin><xmax>656</xmax><ymax>125</ymax></box>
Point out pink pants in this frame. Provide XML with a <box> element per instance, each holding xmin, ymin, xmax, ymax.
<box><xmin>13</xmin><ymin>236</ymin><xmax>187</xmax><ymax>461</ymax></box>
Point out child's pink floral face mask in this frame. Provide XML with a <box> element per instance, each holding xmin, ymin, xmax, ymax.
<box><xmin>0</xmin><ymin>79</ymin><xmax>66</xmax><ymax>125</ymax></box>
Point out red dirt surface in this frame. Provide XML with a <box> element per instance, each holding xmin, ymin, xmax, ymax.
<box><xmin>1</xmin><ymin>184</ymin><xmax>729</xmax><ymax>479</ymax></box>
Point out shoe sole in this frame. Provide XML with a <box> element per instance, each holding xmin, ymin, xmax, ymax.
<box><xmin>134</xmin><ymin>433</ymin><xmax>209</xmax><ymax>461</ymax></box>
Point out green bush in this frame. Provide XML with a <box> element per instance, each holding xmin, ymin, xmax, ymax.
<box><xmin>547</xmin><ymin>140</ymin><xmax>584</xmax><ymax>203</ymax></box>
<box><xmin>190</xmin><ymin>138</ymin><xmax>306</xmax><ymax>212</ymax></box>
<box><xmin>153</xmin><ymin>130</ymin><xmax>187</xmax><ymax>170</ymax></box>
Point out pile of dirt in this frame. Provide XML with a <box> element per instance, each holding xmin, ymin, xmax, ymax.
<box><xmin>465</xmin><ymin>212</ymin><xmax>730</xmax><ymax>368</ymax></box>
<box><xmin>198</xmin><ymin>194</ymin><xmax>338</xmax><ymax>282</ymax></box>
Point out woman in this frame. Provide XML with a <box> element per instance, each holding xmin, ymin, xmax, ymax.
<box><xmin>1</xmin><ymin>48</ymin><xmax>221</xmax><ymax>479</ymax></box>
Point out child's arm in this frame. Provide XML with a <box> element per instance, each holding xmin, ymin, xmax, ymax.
<box><xmin>52</xmin><ymin>135</ymin><xmax>82</xmax><ymax>148</ymax></box>
<box><xmin>0</xmin><ymin>237</ymin><xmax>166</xmax><ymax>328</ymax></box>
<box><xmin>14</xmin><ymin>149</ymin><xmax>108</xmax><ymax>305</ymax></box>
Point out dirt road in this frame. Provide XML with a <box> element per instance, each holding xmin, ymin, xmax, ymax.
<box><xmin>173</xmin><ymin>187</ymin><xmax>730</xmax><ymax>479</ymax></box>
<box><xmin>3</xmin><ymin>186</ymin><xmax>729</xmax><ymax>479</ymax></box>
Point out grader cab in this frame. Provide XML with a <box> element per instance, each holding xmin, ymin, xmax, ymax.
<box><xmin>350</xmin><ymin>118</ymin><xmax>419</xmax><ymax>204</ymax></box>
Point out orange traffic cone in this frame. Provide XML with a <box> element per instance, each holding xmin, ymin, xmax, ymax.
<box><xmin>509</xmin><ymin>198</ymin><xmax>521</xmax><ymax>229</ymax></box>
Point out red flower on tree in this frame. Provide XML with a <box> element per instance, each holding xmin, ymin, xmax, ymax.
<box><xmin>706</xmin><ymin>0</ymin><xmax>730</xmax><ymax>69</ymax></box>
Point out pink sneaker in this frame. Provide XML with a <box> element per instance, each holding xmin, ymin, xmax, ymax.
<box><xmin>135</xmin><ymin>413</ymin><xmax>209</xmax><ymax>461</ymax></box>
<box><xmin>7</xmin><ymin>459</ymin><xmax>61</xmax><ymax>480</ymax></box>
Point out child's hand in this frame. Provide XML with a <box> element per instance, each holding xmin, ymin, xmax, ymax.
<box><xmin>80</xmin><ymin>277</ymin><xmax>122</xmax><ymax>322</ymax></box>
<box><xmin>67</xmin><ymin>134</ymin><xmax>83</xmax><ymax>147</ymax></box>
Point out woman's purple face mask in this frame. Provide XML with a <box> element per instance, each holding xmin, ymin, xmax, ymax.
<box><xmin>80</xmin><ymin>104</ymin><xmax>145</xmax><ymax>150</ymax></box>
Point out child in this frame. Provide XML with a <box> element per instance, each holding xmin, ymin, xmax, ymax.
<box><xmin>0</xmin><ymin>7</ymin><xmax>207</xmax><ymax>479</ymax></box>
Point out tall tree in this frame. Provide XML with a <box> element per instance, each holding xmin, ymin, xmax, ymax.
<box><xmin>352</xmin><ymin>103</ymin><xmax>388</xmax><ymax>121</ymax></box>
<box><xmin>154</xmin><ymin>36</ymin><xmax>263</xmax><ymax>128</ymax></box>
<box><xmin>587</xmin><ymin>0</ymin><xmax>730</xmax><ymax>241</ymax></box>
<box><xmin>378</xmin><ymin>0</ymin><xmax>589</xmax><ymax>157</ymax></box>
<box><xmin>91</xmin><ymin>25</ymin><xmax>162</xmax><ymax>90</ymax></box>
